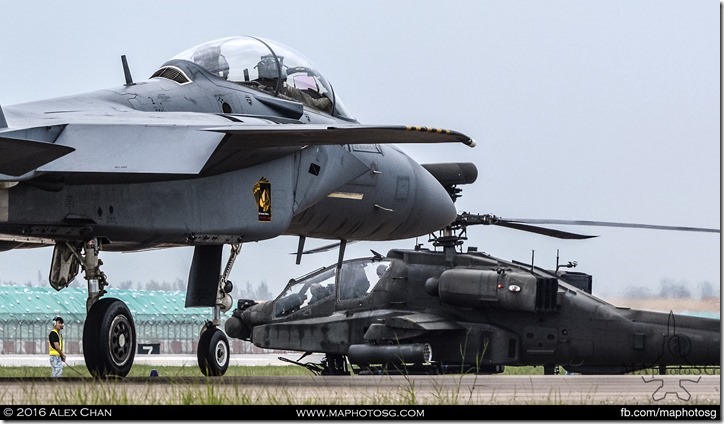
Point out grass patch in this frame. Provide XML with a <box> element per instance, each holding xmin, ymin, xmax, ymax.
<box><xmin>0</xmin><ymin>363</ymin><xmax>719</xmax><ymax>406</ymax></box>
<box><xmin>0</xmin><ymin>364</ymin><xmax>312</xmax><ymax>378</ymax></box>
<box><xmin>0</xmin><ymin>364</ymin><xmax>716</xmax><ymax>378</ymax></box>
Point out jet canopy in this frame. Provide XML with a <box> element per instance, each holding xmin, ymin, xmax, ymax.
<box><xmin>170</xmin><ymin>36</ymin><xmax>354</xmax><ymax>119</ymax></box>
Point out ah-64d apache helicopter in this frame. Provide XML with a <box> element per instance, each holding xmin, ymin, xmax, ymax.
<box><xmin>226</xmin><ymin>174</ymin><xmax>720</xmax><ymax>376</ymax></box>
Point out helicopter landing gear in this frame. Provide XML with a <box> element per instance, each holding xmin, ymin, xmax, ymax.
<box><xmin>195</xmin><ymin>243</ymin><xmax>239</xmax><ymax>376</ymax></box>
<box><xmin>277</xmin><ymin>353</ymin><xmax>350</xmax><ymax>375</ymax></box>
<box><xmin>321</xmin><ymin>354</ymin><xmax>349</xmax><ymax>375</ymax></box>
<box><xmin>543</xmin><ymin>364</ymin><xmax>560</xmax><ymax>375</ymax></box>
<box><xmin>50</xmin><ymin>238</ymin><xmax>137</xmax><ymax>377</ymax></box>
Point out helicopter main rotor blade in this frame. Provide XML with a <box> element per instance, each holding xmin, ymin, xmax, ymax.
<box><xmin>457</xmin><ymin>213</ymin><xmax>596</xmax><ymax>239</ymax></box>
<box><xmin>492</xmin><ymin>221</ymin><xmax>597</xmax><ymax>239</ymax></box>
<box><xmin>456</xmin><ymin>212</ymin><xmax>719</xmax><ymax>240</ymax></box>
<box><xmin>503</xmin><ymin>218</ymin><xmax>720</xmax><ymax>234</ymax></box>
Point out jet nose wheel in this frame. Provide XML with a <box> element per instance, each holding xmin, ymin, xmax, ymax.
<box><xmin>197</xmin><ymin>327</ymin><xmax>230</xmax><ymax>376</ymax></box>
<box><xmin>83</xmin><ymin>298</ymin><xmax>136</xmax><ymax>377</ymax></box>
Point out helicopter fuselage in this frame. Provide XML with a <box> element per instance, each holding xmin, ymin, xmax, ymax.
<box><xmin>229</xmin><ymin>247</ymin><xmax>720</xmax><ymax>374</ymax></box>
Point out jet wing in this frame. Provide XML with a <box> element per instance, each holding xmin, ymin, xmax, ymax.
<box><xmin>204</xmin><ymin>124</ymin><xmax>476</xmax><ymax>148</ymax></box>
<box><xmin>201</xmin><ymin>124</ymin><xmax>476</xmax><ymax>175</ymax></box>
<box><xmin>0</xmin><ymin>121</ymin><xmax>475</xmax><ymax>183</ymax></box>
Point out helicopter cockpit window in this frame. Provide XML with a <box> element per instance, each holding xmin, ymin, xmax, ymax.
<box><xmin>169</xmin><ymin>36</ymin><xmax>354</xmax><ymax>119</ymax></box>
<box><xmin>272</xmin><ymin>258</ymin><xmax>391</xmax><ymax>317</ymax></box>
<box><xmin>339</xmin><ymin>260</ymin><xmax>390</xmax><ymax>301</ymax></box>
<box><xmin>273</xmin><ymin>267</ymin><xmax>336</xmax><ymax>317</ymax></box>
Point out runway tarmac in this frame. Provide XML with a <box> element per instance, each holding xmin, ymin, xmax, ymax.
<box><xmin>0</xmin><ymin>353</ymin><xmax>319</xmax><ymax>367</ymax></box>
<box><xmin>0</xmin><ymin>355</ymin><xmax>719</xmax><ymax>406</ymax></box>
<box><xmin>0</xmin><ymin>374</ymin><xmax>719</xmax><ymax>406</ymax></box>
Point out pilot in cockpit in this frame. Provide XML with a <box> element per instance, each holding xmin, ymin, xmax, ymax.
<box><xmin>192</xmin><ymin>45</ymin><xmax>229</xmax><ymax>79</ymax></box>
<box><xmin>282</xmin><ymin>68</ymin><xmax>333</xmax><ymax>113</ymax></box>
<box><xmin>340</xmin><ymin>263</ymin><xmax>370</xmax><ymax>300</ymax></box>
<box><xmin>253</xmin><ymin>55</ymin><xmax>333</xmax><ymax>113</ymax></box>
<box><xmin>309</xmin><ymin>282</ymin><xmax>333</xmax><ymax>304</ymax></box>
<box><xmin>376</xmin><ymin>264</ymin><xmax>389</xmax><ymax>278</ymax></box>
<box><xmin>253</xmin><ymin>54</ymin><xmax>285</xmax><ymax>92</ymax></box>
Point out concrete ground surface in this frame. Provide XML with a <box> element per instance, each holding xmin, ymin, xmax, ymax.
<box><xmin>0</xmin><ymin>353</ymin><xmax>323</xmax><ymax>367</ymax></box>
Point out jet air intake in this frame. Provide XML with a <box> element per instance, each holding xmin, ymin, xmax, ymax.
<box><xmin>428</xmin><ymin>269</ymin><xmax>558</xmax><ymax>313</ymax></box>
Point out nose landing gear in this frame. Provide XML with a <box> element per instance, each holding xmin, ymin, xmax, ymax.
<box><xmin>195</xmin><ymin>243</ymin><xmax>240</xmax><ymax>376</ymax></box>
<box><xmin>197</xmin><ymin>324</ymin><xmax>230</xmax><ymax>376</ymax></box>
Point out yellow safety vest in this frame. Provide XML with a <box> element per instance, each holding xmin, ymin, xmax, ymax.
<box><xmin>48</xmin><ymin>329</ymin><xmax>63</xmax><ymax>356</ymax></box>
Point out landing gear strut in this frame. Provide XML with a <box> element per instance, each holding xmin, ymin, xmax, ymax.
<box><xmin>278</xmin><ymin>353</ymin><xmax>350</xmax><ymax>375</ymax></box>
<box><xmin>50</xmin><ymin>238</ymin><xmax>136</xmax><ymax>378</ymax></box>
<box><xmin>195</xmin><ymin>243</ymin><xmax>239</xmax><ymax>376</ymax></box>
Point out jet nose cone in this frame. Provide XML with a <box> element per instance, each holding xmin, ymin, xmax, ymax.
<box><xmin>395</xmin><ymin>163</ymin><xmax>458</xmax><ymax>238</ymax></box>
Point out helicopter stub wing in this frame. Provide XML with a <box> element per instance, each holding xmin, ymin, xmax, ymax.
<box><xmin>386</xmin><ymin>313</ymin><xmax>465</xmax><ymax>331</ymax></box>
<box><xmin>364</xmin><ymin>312</ymin><xmax>464</xmax><ymax>342</ymax></box>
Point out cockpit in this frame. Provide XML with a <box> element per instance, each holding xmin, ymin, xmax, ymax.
<box><xmin>167</xmin><ymin>36</ymin><xmax>354</xmax><ymax>119</ymax></box>
<box><xmin>272</xmin><ymin>258</ymin><xmax>391</xmax><ymax>318</ymax></box>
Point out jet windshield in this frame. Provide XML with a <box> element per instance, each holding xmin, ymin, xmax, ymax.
<box><xmin>171</xmin><ymin>36</ymin><xmax>354</xmax><ymax>119</ymax></box>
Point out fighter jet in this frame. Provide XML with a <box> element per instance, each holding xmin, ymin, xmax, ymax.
<box><xmin>0</xmin><ymin>36</ymin><xmax>476</xmax><ymax>377</ymax></box>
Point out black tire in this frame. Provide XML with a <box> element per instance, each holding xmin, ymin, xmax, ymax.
<box><xmin>197</xmin><ymin>327</ymin><xmax>230</xmax><ymax>376</ymax></box>
<box><xmin>83</xmin><ymin>298</ymin><xmax>136</xmax><ymax>378</ymax></box>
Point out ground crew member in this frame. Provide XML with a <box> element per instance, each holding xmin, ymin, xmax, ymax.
<box><xmin>48</xmin><ymin>316</ymin><xmax>66</xmax><ymax>377</ymax></box>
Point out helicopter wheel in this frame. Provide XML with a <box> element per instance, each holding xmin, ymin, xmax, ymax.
<box><xmin>83</xmin><ymin>298</ymin><xmax>136</xmax><ymax>378</ymax></box>
<box><xmin>543</xmin><ymin>364</ymin><xmax>560</xmax><ymax>375</ymax></box>
<box><xmin>197</xmin><ymin>327</ymin><xmax>230</xmax><ymax>376</ymax></box>
<box><xmin>321</xmin><ymin>354</ymin><xmax>349</xmax><ymax>375</ymax></box>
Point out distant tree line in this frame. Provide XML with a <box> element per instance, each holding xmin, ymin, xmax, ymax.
<box><xmin>0</xmin><ymin>273</ymin><xmax>714</xmax><ymax>304</ymax></box>
<box><xmin>624</xmin><ymin>279</ymin><xmax>719</xmax><ymax>300</ymax></box>
<box><xmin>0</xmin><ymin>275</ymin><xmax>274</xmax><ymax>300</ymax></box>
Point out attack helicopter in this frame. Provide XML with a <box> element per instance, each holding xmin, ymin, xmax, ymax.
<box><xmin>225</xmin><ymin>178</ymin><xmax>720</xmax><ymax>376</ymax></box>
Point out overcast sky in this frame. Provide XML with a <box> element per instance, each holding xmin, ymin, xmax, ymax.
<box><xmin>0</xmin><ymin>0</ymin><xmax>719</xmax><ymax>304</ymax></box>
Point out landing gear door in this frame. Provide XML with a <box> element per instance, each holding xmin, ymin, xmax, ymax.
<box><xmin>49</xmin><ymin>242</ymin><xmax>80</xmax><ymax>291</ymax></box>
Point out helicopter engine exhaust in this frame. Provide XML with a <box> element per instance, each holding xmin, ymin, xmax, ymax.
<box><xmin>347</xmin><ymin>343</ymin><xmax>432</xmax><ymax>366</ymax></box>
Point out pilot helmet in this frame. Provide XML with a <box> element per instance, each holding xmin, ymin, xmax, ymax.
<box><xmin>256</xmin><ymin>54</ymin><xmax>286</xmax><ymax>80</ymax></box>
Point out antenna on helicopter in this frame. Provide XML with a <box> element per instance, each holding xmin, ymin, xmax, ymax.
<box><xmin>555</xmin><ymin>249</ymin><xmax>578</xmax><ymax>274</ymax></box>
<box><xmin>530</xmin><ymin>250</ymin><xmax>535</xmax><ymax>273</ymax></box>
